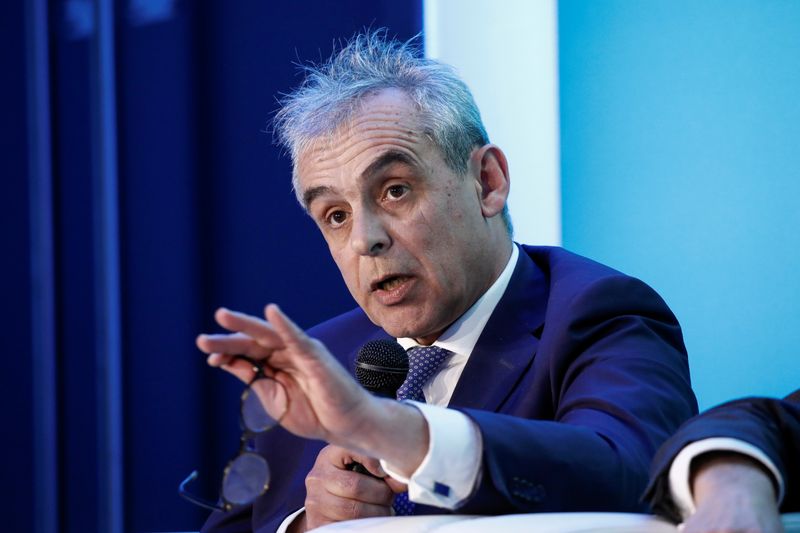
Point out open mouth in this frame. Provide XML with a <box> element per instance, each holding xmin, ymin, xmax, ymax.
<box><xmin>374</xmin><ymin>275</ymin><xmax>411</xmax><ymax>292</ymax></box>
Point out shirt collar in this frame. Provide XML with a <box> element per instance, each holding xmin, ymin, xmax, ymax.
<box><xmin>397</xmin><ymin>244</ymin><xmax>519</xmax><ymax>357</ymax></box>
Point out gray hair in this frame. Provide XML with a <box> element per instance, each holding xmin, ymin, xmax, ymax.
<box><xmin>274</xmin><ymin>29</ymin><xmax>512</xmax><ymax>235</ymax></box>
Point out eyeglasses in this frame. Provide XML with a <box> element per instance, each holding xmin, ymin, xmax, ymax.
<box><xmin>179</xmin><ymin>356</ymin><xmax>288</xmax><ymax>512</ymax></box>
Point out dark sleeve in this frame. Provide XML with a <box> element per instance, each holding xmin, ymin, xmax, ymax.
<box><xmin>643</xmin><ymin>390</ymin><xmax>800</xmax><ymax>522</ymax></box>
<box><xmin>458</xmin><ymin>275</ymin><xmax>698</xmax><ymax>514</ymax></box>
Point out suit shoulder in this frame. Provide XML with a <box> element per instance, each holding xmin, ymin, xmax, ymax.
<box><xmin>521</xmin><ymin>245</ymin><xmax>651</xmax><ymax>295</ymax></box>
<box><xmin>522</xmin><ymin>245</ymin><xmax>627</xmax><ymax>281</ymax></box>
<box><xmin>520</xmin><ymin>245</ymin><xmax>675</xmax><ymax>321</ymax></box>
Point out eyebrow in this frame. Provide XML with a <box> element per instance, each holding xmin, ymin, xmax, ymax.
<box><xmin>302</xmin><ymin>185</ymin><xmax>332</xmax><ymax>209</ymax></box>
<box><xmin>360</xmin><ymin>150</ymin><xmax>418</xmax><ymax>183</ymax></box>
<box><xmin>302</xmin><ymin>150</ymin><xmax>418</xmax><ymax>209</ymax></box>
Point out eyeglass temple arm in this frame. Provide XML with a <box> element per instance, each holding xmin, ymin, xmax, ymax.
<box><xmin>178</xmin><ymin>470</ymin><xmax>226</xmax><ymax>513</ymax></box>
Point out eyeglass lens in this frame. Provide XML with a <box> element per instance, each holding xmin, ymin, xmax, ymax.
<box><xmin>242</xmin><ymin>381</ymin><xmax>286</xmax><ymax>433</ymax></box>
<box><xmin>222</xmin><ymin>452</ymin><xmax>270</xmax><ymax>506</ymax></box>
<box><xmin>180</xmin><ymin>369</ymin><xmax>288</xmax><ymax>511</ymax></box>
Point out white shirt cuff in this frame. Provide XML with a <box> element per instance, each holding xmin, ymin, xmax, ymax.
<box><xmin>380</xmin><ymin>401</ymin><xmax>482</xmax><ymax>509</ymax></box>
<box><xmin>668</xmin><ymin>437</ymin><xmax>785</xmax><ymax>519</ymax></box>
<box><xmin>275</xmin><ymin>507</ymin><xmax>304</xmax><ymax>533</ymax></box>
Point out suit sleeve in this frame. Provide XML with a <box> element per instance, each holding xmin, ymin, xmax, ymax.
<box><xmin>643</xmin><ymin>391</ymin><xmax>800</xmax><ymax>522</ymax></box>
<box><xmin>456</xmin><ymin>275</ymin><xmax>698</xmax><ymax>514</ymax></box>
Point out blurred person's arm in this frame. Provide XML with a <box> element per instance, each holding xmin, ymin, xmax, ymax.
<box><xmin>644</xmin><ymin>390</ymin><xmax>800</xmax><ymax>529</ymax></box>
<box><xmin>681</xmin><ymin>451</ymin><xmax>783</xmax><ymax>533</ymax></box>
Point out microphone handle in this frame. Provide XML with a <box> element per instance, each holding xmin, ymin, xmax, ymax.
<box><xmin>345</xmin><ymin>461</ymin><xmax>380</xmax><ymax>478</ymax></box>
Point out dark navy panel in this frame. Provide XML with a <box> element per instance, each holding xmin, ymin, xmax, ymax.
<box><xmin>2</xmin><ymin>3</ymin><xmax>35</xmax><ymax>533</ymax></box>
<box><xmin>116</xmin><ymin>1</ymin><xmax>208</xmax><ymax>529</ymax></box>
<box><xmin>118</xmin><ymin>1</ymin><xmax>422</xmax><ymax>532</ymax></box>
<box><xmin>50</xmin><ymin>4</ymin><xmax>99</xmax><ymax>530</ymax></box>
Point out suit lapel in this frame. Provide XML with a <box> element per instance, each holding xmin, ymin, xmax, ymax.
<box><xmin>449</xmin><ymin>247</ymin><xmax>547</xmax><ymax>412</ymax></box>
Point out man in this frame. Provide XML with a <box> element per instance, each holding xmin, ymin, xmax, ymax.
<box><xmin>197</xmin><ymin>31</ymin><xmax>697</xmax><ymax>532</ymax></box>
<box><xmin>645</xmin><ymin>389</ymin><xmax>800</xmax><ymax>533</ymax></box>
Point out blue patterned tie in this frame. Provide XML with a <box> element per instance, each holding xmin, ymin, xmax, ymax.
<box><xmin>393</xmin><ymin>345</ymin><xmax>452</xmax><ymax>516</ymax></box>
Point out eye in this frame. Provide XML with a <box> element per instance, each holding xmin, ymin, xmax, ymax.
<box><xmin>325</xmin><ymin>209</ymin><xmax>349</xmax><ymax>228</ymax></box>
<box><xmin>384</xmin><ymin>184</ymin><xmax>409</xmax><ymax>201</ymax></box>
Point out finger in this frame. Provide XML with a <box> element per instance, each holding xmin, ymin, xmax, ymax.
<box><xmin>214</xmin><ymin>307</ymin><xmax>285</xmax><ymax>349</ymax></box>
<box><xmin>384</xmin><ymin>477</ymin><xmax>408</xmax><ymax>494</ymax></box>
<box><xmin>206</xmin><ymin>352</ymin><xmax>234</xmax><ymax>367</ymax></box>
<box><xmin>313</xmin><ymin>498</ymin><xmax>393</xmax><ymax>524</ymax></box>
<box><xmin>250</xmin><ymin>376</ymin><xmax>290</xmax><ymax>421</ymax></box>
<box><xmin>213</xmin><ymin>356</ymin><xmax>259</xmax><ymax>384</ymax></box>
<box><xmin>196</xmin><ymin>332</ymin><xmax>271</xmax><ymax>359</ymax></box>
<box><xmin>319</xmin><ymin>445</ymin><xmax>386</xmax><ymax>479</ymax></box>
<box><xmin>345</xmin><ymin>454</ymin><xmax>387</xmax><ymax>479</ymax></box>
<box><xmin>265</xmin><ymin>304</ymin><xmax>312</xmax><ymax>350</ymax></box>
<box><xmin>305</xmin><ymin>487</ymin><xmax>393</xmax><ymax>525</ymax></box>
<box><xmin>265</xmin><ymin>304</ymin><xmax>360</xmax><ymax>388</ymax></box>
<box><xmin>326</xmin><ymin>470</ymin><xmax>395</xmax><ymax>505</ymax></box>
<box><xmin>310</xmin><ymin>451</ymin><xmax>395</xmax><ymax>506</ymax></box>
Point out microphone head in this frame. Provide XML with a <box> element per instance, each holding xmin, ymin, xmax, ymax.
<box><xmin>354</xmin><ymin>339</ymin><xmax>409</xmax><ymax>398</ymax></box>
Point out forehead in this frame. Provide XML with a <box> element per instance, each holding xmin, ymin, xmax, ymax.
<box><xmin>295</xmin><ymin>89</ymin><xmax>433</xmax><ymax>193</ymax></box>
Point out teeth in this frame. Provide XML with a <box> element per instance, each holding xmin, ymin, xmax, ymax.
<box><xmin>380</xmin><ymin>276</ymin><xmax>407</xmax><ymax>291</ymax></box>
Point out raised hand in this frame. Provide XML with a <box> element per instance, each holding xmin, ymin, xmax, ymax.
<box><xmin>197</xmin><ymin>305</ymin><xmax>378</xmax><ymax>448</ymax></box>
<box><xmin>197</xmin><ymin>304</ymin><xmax>430</xmax><ymax>475</ymax></box>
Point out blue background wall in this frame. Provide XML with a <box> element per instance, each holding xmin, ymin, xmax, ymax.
<box><xmin>559</xmin><ymin>0</ymin><xmax>800</xmax><ymax>410</ymax></box>
<box><xmin>5</xmin><ymin>1</ymin><xmax>421</xmax><ymax>532</ymax></box>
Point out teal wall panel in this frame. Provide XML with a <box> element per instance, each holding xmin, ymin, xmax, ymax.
<box><xmin>559</xmin><ymin>0</ymin><xmax>800</xmax><ymax>409</ymax></box>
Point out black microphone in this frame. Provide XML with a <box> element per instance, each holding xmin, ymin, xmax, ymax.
<box><xmin>354</xmin><ymin>339</ymin><xmax>409</xmax><ymax>398</ymax></box>
<box><xmin>346</xmin><ymin>339</ymin><xmax>409</xmax><ymax>475</ymax></box>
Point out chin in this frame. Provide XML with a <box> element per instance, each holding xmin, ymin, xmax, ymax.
<box><xmin>372</xmin><ymin>318</ymin><xmax>421</xmax><ymax>340</ymax></box>
<box><xmin>368</xmin><ymin>308</ymin><xmax>439</xmax><ymax>340</ymax></box>
<box><xmin>384</xmin><ymin>322</ymin><xmax>441</xmax><ymax>344</ymax></box>
<box><xmin>377</xmin><ymin>323</ymin><xmax>413</xmax><ymax>339</ymax></box>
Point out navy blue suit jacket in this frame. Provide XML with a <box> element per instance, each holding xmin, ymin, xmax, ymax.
<box><xmin>644</xmin><ymin>389</ymin><xmax>800</xmax><ymax>522</ymax></box>
<box><xmin>203</xmin><ymin>245</ymin><xmax>698</xmax><ymax>532</ymax></box>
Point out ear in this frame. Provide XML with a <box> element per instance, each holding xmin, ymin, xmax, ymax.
<box><xmin>471</xmin><ymin>144</ymin><xmax>510</xmax><ymax>218</ymax></box>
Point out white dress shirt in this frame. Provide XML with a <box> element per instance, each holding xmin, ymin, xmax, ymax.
<box><xmin>382</xmin><ymin>244</ymin><xmax>518</xmax><ymax>507</ymax></box>
<box><xmin>277</xmin><ymin>245</ymin><xmax>519</xmax><ymax>531</ymax></box>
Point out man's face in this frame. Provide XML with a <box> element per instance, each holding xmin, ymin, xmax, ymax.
<box><xmin>296</xmin><ymin>89</ymin><xmax>505</xmax><ymax>343</ymax></box>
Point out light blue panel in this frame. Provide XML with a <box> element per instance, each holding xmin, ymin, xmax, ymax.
<box><xmin>559</xmin><ymin>0</ymin><xmax>800</xmax><ymax>409</ymax></box>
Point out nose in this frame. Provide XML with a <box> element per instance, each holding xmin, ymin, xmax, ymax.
<box><xmin>350</xmin><ymin>211</ymin><xmax>391</xmax><ymax>256</ymax></box>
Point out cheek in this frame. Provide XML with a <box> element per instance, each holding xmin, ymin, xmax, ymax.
<box><xmin>415</xmin><ymin>207</ymin><xmax>464</xmax><ymax>257</ymax></box>
<box><xmin>417</xmin><ymin>216</ymin><xmax>479</xmax><ymax>289</ymax></box>
<box><xmin>330</xmin><ymin>249</ymin><xmax>359</xmax><ymax>288</ymax></box>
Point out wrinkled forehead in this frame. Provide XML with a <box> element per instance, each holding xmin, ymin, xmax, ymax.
<box><xmin>293</xmin><ymin>89</ymin><xmax>433</xmax><ymax>182</ymax></box>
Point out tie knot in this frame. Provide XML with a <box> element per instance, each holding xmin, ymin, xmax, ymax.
<box><xmin>396</xmin><ymin>345</ymin><xmax>452</xmax><ymax>402</ymax></box>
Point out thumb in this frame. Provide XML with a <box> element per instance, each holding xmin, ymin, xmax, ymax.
<box><xmin>384</xmin><ymin>477</ymin><xmax>409</xmax><ymax>494</ymax></box>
